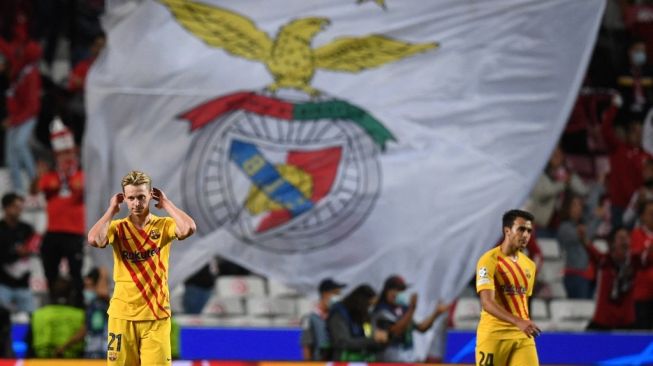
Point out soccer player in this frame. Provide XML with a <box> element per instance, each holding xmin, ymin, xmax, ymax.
<box><xmin>87</xmin><ymin>171</ymin><xmax>196</xmax><ymax>365</ymax></box>
<box><xmin>475</xmin><ymin>209</ymin><xmax>540</xmax><ymax>366</ymax></box>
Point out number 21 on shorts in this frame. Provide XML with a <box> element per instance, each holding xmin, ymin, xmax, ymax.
<box><xmin>108</xmin><ymin>332</ymin><xmax>122</xmax><ymax>351</ymax></box>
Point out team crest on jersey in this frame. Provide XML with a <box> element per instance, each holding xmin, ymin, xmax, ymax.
<box><xmin>108</xmin><ymin>351</ymin><xmax>118</xmax><ymax>361</ymax></box>
<box><xmin>525</xmin><ymin>268</ymin><xmax>531</xmax><ymax>279</ymax></box>
<box><xmin>149</xmin><ymin>229</ymin><xmax>161</xmax><ymax>240</ymax></box>
<box><xmin>163</xmin><ymin>1</ymin><xmax>438</xmax><ymax>253</ymax></box>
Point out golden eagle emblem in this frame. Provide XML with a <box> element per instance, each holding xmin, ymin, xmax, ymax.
<box><xmin>160</xmin><ymin>0</ymin><xmax>437</xmax><ymax>96</ymax></box>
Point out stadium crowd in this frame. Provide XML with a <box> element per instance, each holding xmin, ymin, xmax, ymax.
<box><xmin>0</xmin><ymin>0</ymin><xmax>652</xmax><ymax>362</ymax></box>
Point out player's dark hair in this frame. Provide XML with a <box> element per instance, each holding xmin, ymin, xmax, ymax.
<box><xmin>1</xmin><ymin>193</ymin><xmax>23</xmax><ymax>209</ymax></box>
<box><xmin>502</xmin><ymin>209</ymin><xmax>534</xmax><ymax>229</ymax></box>
<box><xmin>341</xmin><ymin>284</ymin><xmax>376</xmax><ymax>325</ymax></box>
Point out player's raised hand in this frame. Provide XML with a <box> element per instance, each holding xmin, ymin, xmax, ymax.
<box><xmin>109</xmin><ymin>193</ymin><xmax>124</xmax><ymax>216</ymax></box>
<box><xmin>435</xmin><ymin>301</ymin><xmax>453</xmax><ymax>314</ymax></box>
<box><xmin>152</xmin><ymin>187</ymin><xmax>167</xmax><ymax>209</ymax></box>
<box><xmin>409</xmin><ymin>293</ymin><xmax>418</xmax><ymax>308</ymax></box>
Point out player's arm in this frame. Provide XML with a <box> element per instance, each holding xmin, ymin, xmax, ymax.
<box><xmin>152</xmin><ymin>187</ymin><xmax>197</xmax><ymax>240</ymax></box>
<box><xmin>54</xmin><ymin>324</ymin><xmax>87</xmax><ymax>357</ymax></box>
<box><xmin>388</xmin><ymin>294</ymin><xmax>417</xmax><ymax>336</ymax></box>
<box><xmin>87</xmin><ymin>193</ymin><xmax>123</xmax><ymax>248</ymax></box>
<box><xmin>479</xmin><ymin>289</ymin><xmax>540</xmax><ymax>338</ymax></box>
<box><xmin>415</xmin><ymin>301</ymin><xmax>451</xmax><ymax>332</ymax></box>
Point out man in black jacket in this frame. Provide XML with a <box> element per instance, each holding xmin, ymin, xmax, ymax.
<box><xmin>0</xmin><ymin>193</ymin><xmax>36</xmax><ymax>313</ymax></box>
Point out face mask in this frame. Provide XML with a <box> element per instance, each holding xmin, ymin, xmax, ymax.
<box><xmin>633</xmin><ymin>50</ymin><xmax>647</xmax><ymax>66</ymax></box>
<box><xmin>328</xmin><ymin>295</ymin><xmax>341</xmax><ymax>307</ymax></box>
<box><xmin>396</xmin><ymin>291</ymin><xmax>410</xmax><ymax>306</ymax></box>
<box><xmin>84</xmin><ymin>290</ymin><xmax>97</xmax><ymax>304</ymax></box>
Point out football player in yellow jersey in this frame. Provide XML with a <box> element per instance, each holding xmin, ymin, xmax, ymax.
<box><xmin>475</xmin><ymin>209</ymin><xmax>541</xmax><ymax>366</ymax></box>
<box><xmin>87</xmin><ymin>171</ymin><xmax>196</xmax><ymax>366</ymax></box>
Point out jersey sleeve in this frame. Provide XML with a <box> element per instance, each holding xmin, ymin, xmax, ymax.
<box><xmin>165</xmin><ymin>217</ymin><xmax>178</xmax><ymax>242</ymax></box>
<box><xmin>528</xmin><ymin>265</ymin><xmax>536</xmax><ymax>297</ymax></box>
<box><xmin>107</xmin><ymin>220</ymin><xmax>119</xmax><ymax>246</ymax></box>
<box><xmin>476</xmin><ymin>253</ymin><xmax>496</xmax><ymax>293</ymax></box>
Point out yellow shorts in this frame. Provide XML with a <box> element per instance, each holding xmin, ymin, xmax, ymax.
<box><xmin>107</xmin><ymin>316</ymin><xmax>171</xmax><ymax>366</ymax></box>
<box><xmin>475</xmin><ymin>337</ymin><xmax>538</xmax><ymax>366</ymax></box>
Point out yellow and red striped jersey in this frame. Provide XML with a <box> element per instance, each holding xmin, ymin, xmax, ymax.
<box><xmin>106</xmin><ymin>215</ymin><xmax>177</xmax><ymax>320</ymax></box>
<box><xmin>476</xmin><ymin>246</ymin><xmax>536</xmax><ymax>340</ymax></box>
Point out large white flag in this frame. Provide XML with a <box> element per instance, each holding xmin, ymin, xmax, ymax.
<box><xmin>86</xmin><ymin>0</ymin><xmax>602</xmax><ymax>337</ymax></box>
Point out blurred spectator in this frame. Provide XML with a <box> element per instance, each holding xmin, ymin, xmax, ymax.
<box><xmin>645</xmin><ymin>106</ymin><xmax>653</xmax><ymax>155</ymax></box>
<box><xmin>586</xmin><ymin>226</ymin><xmax>653</xmax><ymax>330</ymax></box>
<box><xmin>631</xmin><ymin>199</ymin><xmax>653</xmax><ymax>329</ymax></box>
<box><xmin>300</xmin><ymin>278</ymin><xmax>346</xmax><ymax>361</ymax></box>
<box><xmin>67</xmin><ymin>33</ymin><xmax>104</xmax><ymax>94</ymax></box>
<box><xmin>0</xmin><ymin>192</ymin><xmax>38</xmax><ymax>313</ymax></box>
<box><xmin>35</xmin><ymin>118</ymin><xmax>85</xmax><ymax>307</ymax></box>
<box><xmin>54</xmin><ymin>267</ymin><xmax>109</xmax><ymax>359</ymax></box>
<box><xmin>65</xmin><ymin>33</ymin><xmax>105</xmax><ymax>142</ymax></box>
<box><xmin>0</xmin><ymin>52</ymin><xmax>7</xmax><ymax>163</ymax></box>
<box><xmin>617</xmin><ymin>38</ymin><xmax>653</xmax><ymax>115</ymax></box>
<box><xmin>622</xmin><ymin>1</ymin><xmax>653</xmax><ymax>63</ymax></box>
<box><xmin>371</xmin><ymin>275</ymin><xmax>449</xmax><ymax>362</ymax></box>
<box><xmin>182</xmin><ymin>257</ymin><xmax>219</xmax><ymax>314</ymax></box>
<box><xmin>528</xmin><ymin>145</ymin><xmax>587</xmax><ymax>237</ymax></box>
<box><xmin>327</xmin><ymin>284</ymin><xmax>387</xmax><ymax>361</ymax></box>
<box><xmin>557</xmin><ymin>194</ymin><xmax>601</xmax><ymax>299</ymax></box>
<box><xmin>623</xmin><ymin>158</ymin><xmax>653</xmax><ymax>227</ymax></box>
<box><xmin>2</xmin><ymin>39</ymin><xmax>41</xmax><ymax>195</ymax></box>
<box><xmin>602</xmin><ymin>95</ymin><xmax>652</xmax><ymax>228</ymax></box>
<box><xmin>31</xmin><ymin>278</ymin><xmax>84</xmax><ymax>358</ymax></box>
<box><xmin>0</xmin><ymin>305</ymin><xmax>12</xmax><ymax>358</ymax></box>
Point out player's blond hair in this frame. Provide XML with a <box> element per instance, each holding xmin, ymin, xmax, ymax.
<box><xmin>121</xmin><ymin>170</ymin><xmax>152</xmax><ymax>191</ymax></box>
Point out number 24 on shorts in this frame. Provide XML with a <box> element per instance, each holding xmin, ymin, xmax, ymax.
<box><xmin>479</xmin><ymin>351</ymin><xmax>494</xmax><ymax>366</ymax></box>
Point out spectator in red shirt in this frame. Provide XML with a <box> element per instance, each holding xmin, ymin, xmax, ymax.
<box><xmin>631</xmin><ymin>199</ymin><xmax>653</xmax><ymax>329</ymax></box>
<box><xmin>623</xmin><ymin>158</ymin><xmax>653</xmax><ymax>228</ymax></box>
<box><xmin>602</xmin><ymin>97</ymin><xmax>652</xmax><ymax>229</ymax></box>
<box><xmin>65</xmin><ymin>33</ymin><xmax>105</xmax><ymax>143</ymax></box>
<box><xmin>586</xmin><ymin>226</ymin><xmax>653</xmax><ymax>330</ymax></box>
<box><xmin>2</xmin><ymin>40</ymin><xmax>41</xmax><ymax>195</ymax></box>
<box><xmin>33</xmin><ymin>117</ymin><xmax>85</xmax><ymax>307</ymax></box>
<box><xmin>617</xmin><ymin>39</ymin><xmax>653</xmax><ymax>115</ymax></box>
<box><xmin>67</xmin><ymin>34</ymin><xmax>105</xmax><ymax>94</ymax></box>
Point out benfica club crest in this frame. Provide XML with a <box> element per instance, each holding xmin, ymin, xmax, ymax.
<box><xmin>163</xmin><ymin>0</ymin><xmax>437</xmax><ymax>252</ymax></box>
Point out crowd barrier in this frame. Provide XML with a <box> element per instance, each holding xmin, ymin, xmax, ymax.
<box><xmin>445</xmin><ymin>330</ymin><xmax>653</xmax><ymax>365</ymax></box>
<box><xmin>11</xmin><ymin>324</ymin><xmax>653</xmax><ymax>364</ymax></box>
<box><xmin>0</xmin><ymin>362</ymin><xmax>456</xmax><ymax>366</ymax></box>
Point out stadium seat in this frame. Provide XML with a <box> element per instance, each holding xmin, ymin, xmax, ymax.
<box><xmin>529</xmin><ymin>298</ymin><xmax>553</xmax><ymax>330</ymax></box>
<box><xmin>549</xmin><ymin>299</ymin><xmax>595</xmax><ymax>331</ymax></box>
<box><xmin>218</xmin><ymin>315</ymin><xmax>274</xmax><ymax>327</ymax></box>
<box><xmin>538</xmin><ymin>238</ymin><xmax>561</xmax><ymax>259</ymax></box>
<box><xmin>270</xmin><ymin>316</ymin><xmax>301</xmax><ymax>327</ymax></box>
<box><xmin>216</xmin><ymin>275</ymin><xmax>266</xmax><ymax>297</ymax></box>
<box><xmin>538</xmin><ymin>259</ymin><xmax>564</xmax><ymax>284</ymax></box>
<box><xmin>174</xmin><ymin>314</ymin><xmax>224</xmax><ymax>327</ymax></box>
<box><xmin>296</xmin><ymin>297</ymin><xmax>314</xmax><ymax>317</ymax></box>
<box><xmin>246</xmin><ymin>297</ymin><xmax>296</xmax><ymax>317</ymax></box>
<box><xmin>201</xmin><ymin>296</ymin><xmax>245</xmax><ymax>316</ymax></box>
<box><xmin>452</xmin><ymin>296</ymin><xmax>481</xmax><ymax>330</ymax></box>
<box><xmin>170</xmin><ymin>284</ymin><xmax>185</xmax><ymax>313</ymax></box>
<box><xmin>549</xmin><ymin>279</ymin><xmax>567</xmax><ymax>299</ymax></box>
<box><xmin>267</xmin><ymin>279</ymin><xmax>301</xmax><ymax>298</ymax></box>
